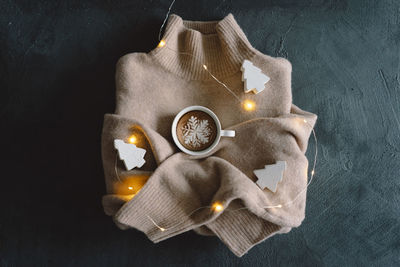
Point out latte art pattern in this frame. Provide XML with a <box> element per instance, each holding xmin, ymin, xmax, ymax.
<box><xmin>176</xmin><ymin>110</ymin><xmax>218</xmax><ymax>151</ymax></box>
<box><xmin>181</xmin><ymin>116</ymin><xmax>211</xmax><ymax>148</ymax></box>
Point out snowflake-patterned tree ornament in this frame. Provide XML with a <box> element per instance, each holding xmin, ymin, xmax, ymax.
<box><xmin>181</xmin><ymin>116</ymin><xmax>212</xmax><ymax>148</ymax></box>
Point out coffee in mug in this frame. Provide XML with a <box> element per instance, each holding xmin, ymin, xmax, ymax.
<box><xmin>171</xmin><ymin>106</ymin><xmax>235</xmax><ymax>156</ymax></box>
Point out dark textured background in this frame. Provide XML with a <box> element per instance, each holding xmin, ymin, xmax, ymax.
<box><xmin>1</xmin><ymin>0</ymin><xmax>399</xmax><ymax>266</ymax></box>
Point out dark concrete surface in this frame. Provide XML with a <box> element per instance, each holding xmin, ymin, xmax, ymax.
<box><xmin>1</xmin><ymin>0</ymin><xmax>399</xmax><ymax>266</ymax></box>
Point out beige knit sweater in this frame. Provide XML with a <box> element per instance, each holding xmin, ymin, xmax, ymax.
<box><xmin>101</xmin><ymin>13</ymin><xmax>317</xmax><ymax>257</ymax></box>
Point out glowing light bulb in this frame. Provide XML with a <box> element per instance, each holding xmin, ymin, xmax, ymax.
<box><xmin>303</xmin><ymin>119</ymin><xmax>307</xmax><ymax>123</ymax></box>
<box><xmin>128</xmin><ymin>135</ymin><xmax>137</xmax><ymax>144</ymax></box>
<box><xmin>311</xmin><ymin>170</ymin><xmax>315</xmax><ymax>176</ymax></box>
<box><xmin>242</xmin><ymin>99</ymin><xmax>256</xmax><ymax>111</ymax></box>
<box><xmin>159</xmin><ymin>40</ymin><xmax>166</xmax><ymax>46</ymax></box>
<box><xmin>158</xmin><ymin>40</ymin><xmax>166</xmax><ymax>48</ymax></box>
<box><xmin>202</xmin><ymin>64</ymin><xmax>208</xmax><ymax>70</ymax></box>
<box><xmin>277</xmin><ymin>204</ymin><xmax>282</xmax><ymax>208</ymax></box>
<box><xmin>159</xmin><ymin>227</ymin><xmax>166</xmax><ymax>232</ymax></box>
<box><xmin>212</xmin><ymin>202</ymin><xmax>224</xmax><ymax>212</ymax></box>
<box><xmin>128</xmin><ymin>186</ymin><xmax>133</xmax><ymax>190</ymax></box>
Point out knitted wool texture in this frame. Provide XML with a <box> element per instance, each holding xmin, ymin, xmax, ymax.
<box><xmin>101</xmin><ymin>13</ymin><xmax>317</xmax><ymax>257</ymax></box>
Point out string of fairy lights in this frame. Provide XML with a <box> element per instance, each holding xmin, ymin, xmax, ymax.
<box><xmin>157</xmin><ymin>0</ymin><xmax>255</xmax><ymax>111</ymax></box>
<box><xmin>114</xmin><ymin>0</ymin><xmax>318</xmax><ymax>233</ymax></box>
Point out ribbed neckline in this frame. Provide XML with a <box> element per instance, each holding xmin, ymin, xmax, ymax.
<box><xmin>149</xmin><ymin>13</ymin><xmax>257</xmax><ymax>81</ymax></box>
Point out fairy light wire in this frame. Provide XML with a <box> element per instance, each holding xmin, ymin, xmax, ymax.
<box><xmin>114</xmin><ymin>119</ymin><xmax>318</xmax><ymax>232</ymax></box>
<box><xmin>202</xmin><ymin>64</ymin><xmax>242</xmax><ymax>103</ymax></box>
<box><xmin>158</xmin><ymin>0</ymin><xmax>176</xmax><ymax>41</ymax></box>
<box><xmin>115</xmin><ymin>152</ymin><xmax>122</xmax><ymax>182</ymax></box>
<box><xmin>147</xmin><ymin>215</ymin><xmax>166</xmax><ymax>232</ymax></box>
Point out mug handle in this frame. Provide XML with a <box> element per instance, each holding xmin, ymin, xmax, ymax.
<box><xmin>220</xmin><ymin>129</ymin><xmax>235</xmax><ymax>137</ymax></box>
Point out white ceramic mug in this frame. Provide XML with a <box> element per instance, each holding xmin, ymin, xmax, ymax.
<box><xmin>171</xmin><ymin>105</ymin><xmax>235</xmax><ymax>156</ymax></box>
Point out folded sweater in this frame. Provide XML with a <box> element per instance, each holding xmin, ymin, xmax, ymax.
<box><xmin>101</xmin><ymin>13</ymin><xmax>317</xmax><ymax>257</ymax></box>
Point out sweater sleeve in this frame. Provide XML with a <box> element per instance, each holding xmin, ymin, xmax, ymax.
<box><xmin>101</xmin><ymin>103</ymin><xmax>317</xmax><ymax>257</ymax></box>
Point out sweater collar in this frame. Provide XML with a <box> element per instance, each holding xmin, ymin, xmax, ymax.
<box><xmin>149</xmin><ymin>13</ymin><xmax>257</xmax><ymax>81</ymax></box>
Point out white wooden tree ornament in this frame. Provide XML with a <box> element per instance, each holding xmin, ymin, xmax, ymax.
<box><xmin>241</xmin><ymin>59</ymin><xmax>270</xmax><ymax>94</ymax></box>
<box><xmin>114</xmin><ymin>139</ymin><xmax>146</xmax><ymax>170</ymax></box>
<box><xmin>253</xmin><ymin>161</ymin><xmax>286</xmax><ymax>193</ymax></box>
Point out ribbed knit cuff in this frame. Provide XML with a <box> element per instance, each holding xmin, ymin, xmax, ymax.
<box><xmin>206</xmin><ymin>207</ymin><xmax>284</xmax><ymax>257</ymax></box>
<box><xmin>114</xmin><ymin>181</ymin><xmax>289</xmax><ymax>257</ymax></box>
<box><xmin>113</xmin><ymin>176</ymin><xmax>203</xmax><ymax>242</ymax></box>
